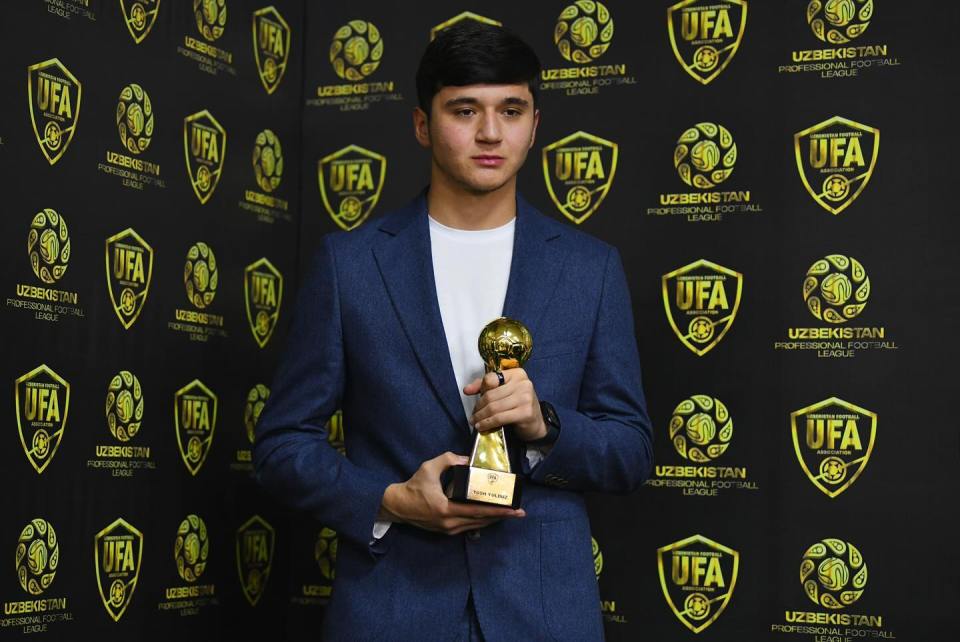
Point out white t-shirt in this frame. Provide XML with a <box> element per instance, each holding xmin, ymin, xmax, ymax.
<box><xmin>428</xmin><ymin>213</ymin><xmax>516</xmax><ymax>426</ymax></box>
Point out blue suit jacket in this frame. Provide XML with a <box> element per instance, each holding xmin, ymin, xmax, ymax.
<box><xmin>253</xmin><ymin>193</ymin><xmax>653</xmax><ymax>641</ymax></box>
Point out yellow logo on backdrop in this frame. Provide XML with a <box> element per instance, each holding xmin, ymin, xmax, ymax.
<box><xmin>667</xmin><ymin>0</ymin><xmax>748</xmax><ymax>85</ymax></box>
<box><xmin>175</xmin><ymin>514</ymin><xmax>209</xmax><ymax>582</ymax></box>
<box><xmin>244</xmin><ymin>384</ymin><xmax>270</xmax><ymax>444</ymax></box>
<box><xmin>327</xmin><ymin>410</ymin><xmax>345</xmax><ymax>454</ymax></box>
<box><xmin>542</xmin><ymin>131</ymin><xmax>618</xmax><ymax>225</ymax></box>
<box><xmin>106</xmin><ymin>371</ymin><xmax>144</xmax><ymax>442</ymax></box>
<box><xmin>662</xmin><ymin>260</ymin><xmax>743</xmax><ymax>356</ymax></box>
<box><xmin>184</xmin><ymin>242</ymin><xmax>218</xmax><ymax>310</ymax></box>
<box><xmin>121</xmin><ymin>0</ymin><xmax>160</xmax><ymax>44</ymax></box>
<box><xmin>16</xmin><ymin>365</ymin><xmax>70</xmax><ymax>474</ymax></box>
<box><xmin>318</xmin><ymin>145</ymin><xmax>386</xmax><ymax>231</ymax></box>
<box><xmin>658</xmin><ymin>534</ymin><xmax>739</xmax><ymax>634</ymax></box>
<box><xmin>592</xmin><ymin>536</ymin><xmax>603</xmax><ymax>578</ymax></box>
<box><xmin>800</xmin><ymin>538</ymin><xmax>867</xmax><ymax>609</ymax></box>
<box><xmin>253</xmin><ymin>129</ymin><xmax>283</xmax><ymax>193</ymax></box>
<box><xmin>174</xmin><ymin>379</ymin><xmax>218</xmax><ymax>476</ymax></box>
<box><xmin>194</xmin><ymin>0</ymin><xmax>227</xmax><ymax>41</ymax></box>
<box><xmin>807</xmin><ymin>0</ymin><xmax>872</xmax><ymax>43</ymax></box>
<box><xmin>794</xmin><ymin>116</ymin><xmax>879</xmax><ymax>215</ymax></box>
<box><xmin>670</xmin><ymin>395</ymin><xmax>732</xmax><ymax>463</ymax></box>
<box><xmin>430</xmin><ymin>12</ymin><xmax>502</xmax><ymax>40</ymax></box>
<box><xmin>253</xmin><ymin>6</ymin><xmax>291</xmax><ymax>94</ymax></box>
<box><xmin>184</xmin><ymin>110</ymin><xmax>227</xmax><ymax>204</ymax></box>
<box><xmin>28</xmin><ymin>59</ymin><xmax>81</xmax><ymax>165</ymax></box>
<box><xmin>16</xmin><ymin>519</ymin><xmax>59</xmax><ymax>595</ymax></box>
<box><xmin>28</xmin><ymin>209</ymin><xmax>70</xmax><ymax>285</ymax></box>
<box><xmin>105</xmin><ymin>228</ymin><xmax>153</xmax><ymax>329</ymax></box>
<box><xmin>330</xmin><ymin>20</ymin><xmax>383</xmax><ymax>81</ymax></box>
<box><xmin>791</xmin><ymin>398</ymin><xmax>876</xmax><ymax>498</ymax></box>
<box><xmin>803</xmin><ymin>255</ymin><xmax>870</xmax><ymax>323</ymax></box>
<box><xmin>675</xmin><ymin>122</ymin><xmax>737</xmax><ymax>189</ymax></box>
<box><xmin>315</xmin><ymin>528</ymin><xmax>337</xmax><ymax>582</ymax></box>
<box><xmin>117</xmin><ymin>84</ymin><xmax>154</xmax><ymax>155</ymax></box>
<box><xmin>554</xmin><ymin>1</ymin><xmax>613</xmax><ymax>64</ymax></box>
<box><xmin>244</xmin><ymin>258</ymin><xmax>283</xmax><ymax>349</ymax></box>
<box><xmin>236</xmin><ymin>515</ymin><xmax>275</xmax><ymax>606</ymax></box>
<box><xmin>94</xmin><ymin>518</ymin><xmax>143</xmax><ymax>622</ymax></box>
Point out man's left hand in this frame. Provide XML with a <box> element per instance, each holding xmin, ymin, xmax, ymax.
<box><xmin>464</xmin><ymin>369</ymin><xmax>547</xmax><ymax>442</ymax></box>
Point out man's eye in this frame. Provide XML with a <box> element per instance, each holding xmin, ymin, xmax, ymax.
<box><xmin>503</xmin><ymin>109</ymin><xmax>522</xmax><ymax>117</ymax></box>
<box><xmin>456</xmin><ymin>109</ymin><xmax>475</xmax><ymax>117</ymax></box>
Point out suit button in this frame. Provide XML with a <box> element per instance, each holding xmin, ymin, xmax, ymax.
<box><xmin>467</xmin><ymin>530</ymin><xmax>481</xmax><ymax>541</ymax></box>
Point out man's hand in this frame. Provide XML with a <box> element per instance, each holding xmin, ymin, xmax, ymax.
<box><xmin>379</xmin><ymin>451</ymin><xmax>525</xmax><ymax>535</ymax></box>
<box><xmin>464</xmin><ymin>369</ymin><xmax>547</xmax><ymax>442</ymax></box>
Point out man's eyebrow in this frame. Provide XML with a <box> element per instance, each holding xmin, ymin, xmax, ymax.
<box><xmin>443</xmin><ymin>96</ymin><xmax>531</xmax><ymax>108</ymax></box>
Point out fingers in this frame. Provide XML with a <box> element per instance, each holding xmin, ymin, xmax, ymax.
<box><xmin>462</xmin><ymin>377</ymin><xmax>482</xmax><ymax>395</ymax></box>
<box><xmin>421</xmin><ymin>452</ymin><xmax>469</xmax><ymax>478</ymax></box>
<box><xmin>444</xmin><ymin>501</ymin><xmax>525</xmax><ymax>520</ymax></box>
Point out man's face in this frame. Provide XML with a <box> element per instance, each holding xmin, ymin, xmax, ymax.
<box><xmin>415</xmin><ymin>83</ymin><xmax>539</xmax><ymax>194</ymax></box>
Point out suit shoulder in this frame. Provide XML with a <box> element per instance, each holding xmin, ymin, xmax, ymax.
<box><xmin>531</xmin><ymin>207</ymin><xmax>615</xmax><ymax>260</ymax></box>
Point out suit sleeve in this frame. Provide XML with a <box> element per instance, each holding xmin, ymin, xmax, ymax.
<box><xmin>253</xmin><ymin>234</ymin><xmax>394</xmax><ymax>549</ymax></box>
<box><xmin>523</xmin><ymin>246</ymin><xmax>654</xmax><ymax>493</ymax></box>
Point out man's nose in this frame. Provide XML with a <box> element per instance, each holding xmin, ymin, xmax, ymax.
<box><xmin>476</xmin><ymin>110</ymin><xmax>502</xmax><ymax>144</ymax></box>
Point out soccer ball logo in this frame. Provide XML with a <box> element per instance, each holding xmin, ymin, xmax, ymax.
<box><xmin>554</xmin><ymin>1</ymin><xmax>614</xmax><ymax>64</ymax></box>
<box><xmin>253</xmin><ymin>129</ymin><xmax>283</xmax><ymax>193</ymax></box>
<box><xmin>330</xmin><ymin>21</ymin><xmax>383</xmax><ymax>81</ymax></box>
<box><xmin>674</xmin><ymin>123</ymin><xmax>737</xmax><ymax>189</ymax></box>
<box><xmin>670</xmin><ymin>395</ymin><xmax>733</xmax><ymax>463</ymax></box>
<box><xmin>184</xmin><ymin>242</ymin><xmax>218</xmax><ymax>309</ymax></box>
<box><xmin>807</xmin><ymin>0</ymin><xmax>872</xmax><ymax>44</ymax></box>
<box><xmin>800</xmin><ymin>538</ymin><xmax>867</xmax><ymax>609</ymax></box>
<box><xmin>117</xmin><ymin>84</ymin><xmax>154</xmax><ymax>155</ymax></box>
<box><xmin>803</xmin><ymin>255</ymin><xmax>869</xmax><ymax>323</ymax></box>
<box><xmin>17</xmin><ymin>519</ymin><xmax>58</xmax><ymax>595</ymax></box>
<box><xmin>106</xmin><ymin>370</ymin><xmax>144</xmax><ymax>442</ymax></box>
<box><xmin>244</xmin><ymin>384</ymin><xmax>270</xmax><ymax>444</ymax></box>
<box><xmin>194</xmin><ymin>0</ymin><xmax>227</xmax><ymax>42</ymax></box>
<box><xmin>175</xmin><ymin>514</ymin><xmax>209</xmax><ymax>582</ymax></box>
<box><xmin>28</xmin><ymin>209</ymin><xmax>70</xmax><ymax>284</ymax></box>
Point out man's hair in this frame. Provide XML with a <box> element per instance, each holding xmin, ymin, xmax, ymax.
<box><xmin>416</xmin><ymin>22</ymin><xmax>541</xmax><ymax>117</ymax></box>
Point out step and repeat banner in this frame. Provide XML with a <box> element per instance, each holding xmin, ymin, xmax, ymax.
<box><xmin>1</xmin><ymin>1</ymin><xmax>957</xmax><ymax>640</ymax></box>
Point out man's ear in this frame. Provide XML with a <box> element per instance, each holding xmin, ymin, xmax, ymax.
<box><xmin>413</xmin><ymin>107</ymin><xmax>431</xmax><ymax>148</ymax></box>
<box><xmin>528</xmin><ymin>108</ymin><xmax>541</xmax><ymax>150</ymax></box>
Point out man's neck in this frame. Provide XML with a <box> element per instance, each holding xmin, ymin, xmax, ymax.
<box><xmin>426</xmin><ymin>172</ymin><xmax>517</xmax><ymax>231</ymax></box>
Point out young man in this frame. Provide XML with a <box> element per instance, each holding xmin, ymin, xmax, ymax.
<box><xmin>254</xmin><ymin>23</ymin><xmax>652</xmax><ymax>642</ymax></box>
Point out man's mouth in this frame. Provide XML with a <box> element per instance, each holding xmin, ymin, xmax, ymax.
<box><xmin>471</xmin><ymin>155</ymin><xmax>505</xmax><ymax>167</ymax></box>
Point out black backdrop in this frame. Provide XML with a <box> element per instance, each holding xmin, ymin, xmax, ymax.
<box><xmin>1</xmin><ymin>1</ymin><xmax>958</xmax><ymax>640</ymax></box>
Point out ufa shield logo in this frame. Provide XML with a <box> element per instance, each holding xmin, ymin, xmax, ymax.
<box><xmin>174</xmin><ymin>379</ymin><xmax>218</xmax><ymax>476</ymax></box>
<box><xmin>16</xmin><ymin>365</ymin><xmax>70</xmax><ymax>474</ymax></box>
<box><xmin>120</xmin><ymin>0</ymin><xmax>160</xmax><ymax>44</ymax></box>
<box><xmin>105</xmin><ymin>228</ymin><xmax>154</xmax><ymax>330</ymax></box>
<box><xmin>184</xmin><ymin>110</ymin><xmax>227</xmax><ymax>204</ymax></box>
<box><xmin>662</xmin><ymin>260</ymin><xmax>743</xmax><ymax>356</ymax></box>
<box><xmin>794</xmin><ymin>116</ymin><xmax>879</xmax><ymax>215</ymax></box>
<box><xmin>791</xmin><ymin>397</ymin><xmax>876</xmax><ymax>498</ymax></box>
<box><xmin>318</xmin><ymin>145</ymin><xmax>386</xmax><ymax>231</ymax></box>
<box><xmin>253</xmin><ymin>6</ymin><xmax>290</xmax><ymax>94</ymax></box>
<box><xmin>28</xmin><ymin>59</ymin><xmax>82</xmax><ymax>165</ymax></box>
<box><xmin>658</xmin><ymin>534</ymin><xmax>739</xmax><ymax>634</ymax></box>
<box><xmin>236</xmin><ymin>515</ymin><xmax>275</xmax><ymax>606</ymax></box>
<box><xmin>542</xmin><ymin>131</ymin><xmax>618</xmax><ymax>225</ymax></box>
<box><xmin>94</xmin><ymin>518</ymin><xmax>143</xmax><ymax>622</ymax></box>
<box><xmin>430</xmin><ymin>12</ymin><xmax>502</xmax><ymax>41</ymax></box>
<box><xmin>244</xmin><ymin>258</ymin><xmax>283</xmax><ymax>348</ymax></box>
<box><xmin>667</xmin><ymin>0</ymin><xmax>748</xmax><ymax>85</ymax></box>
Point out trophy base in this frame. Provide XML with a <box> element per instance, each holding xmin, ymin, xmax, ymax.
<box><xmin>447</xmin><ymin>465</ymin><xmax>522</xmax><ymax>508</ymax></box>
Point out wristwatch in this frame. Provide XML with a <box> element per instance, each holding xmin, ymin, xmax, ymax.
<box><xmin>528</xmin><ymin>401</ymin><xmax>561</xmax><ymax>448</ymax></box>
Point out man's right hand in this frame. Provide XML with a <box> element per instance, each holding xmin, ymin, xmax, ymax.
<box><xmin>378</xmin><ymin>451</ymin><xmax>525</xmax><ymax>536</ymax></box>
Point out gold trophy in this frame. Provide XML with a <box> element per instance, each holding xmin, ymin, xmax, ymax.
<box><xmin>447</xmin><ymin>317</ymin><xmax>532</xmax><ymax>508</ymax></box>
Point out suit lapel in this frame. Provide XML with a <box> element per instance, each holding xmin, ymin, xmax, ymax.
<box><xmin>502</xmin><ymin>195</ymin><xmax>565</xmax><ymax>349</ymax></box>
<box><xmin>372</xmin><ymin>193</ymin><xmax>566</xmax><ymax>433</ymax></box>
